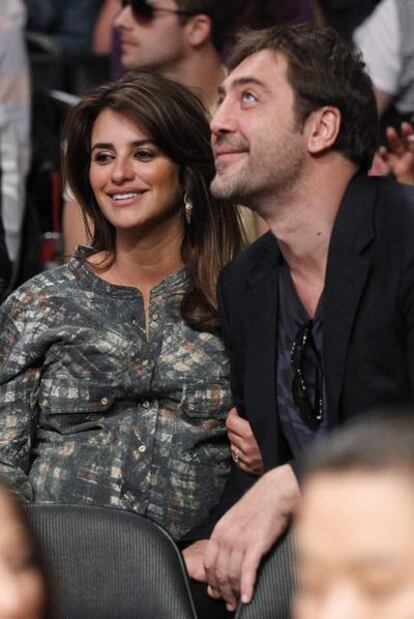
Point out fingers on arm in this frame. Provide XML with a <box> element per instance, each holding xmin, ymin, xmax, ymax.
<box><xmin>240</xmin><ymin>547</ymin><xmax>262</xmax><ymax>604</ymax></box>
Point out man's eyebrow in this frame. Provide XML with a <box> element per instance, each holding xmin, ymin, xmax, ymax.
<box><xmin>218</xmin><ymin>76</ymin><xmax>270</xmax><ymax>97</ymax></box>
<box><xmin>91</xmin><ymin>139</ymin><xmax>155</xmax><ymax>151</ymax></box>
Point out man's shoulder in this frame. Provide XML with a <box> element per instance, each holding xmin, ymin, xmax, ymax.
<box><xmin>220</xmin><ymin>231</ymin><xmax>278</xmax><ymax>291</ymax></box>
<box><xmin>374</xmin><ymin>176</ymin><xmax>414</xmax><ymax>225</ymax></box>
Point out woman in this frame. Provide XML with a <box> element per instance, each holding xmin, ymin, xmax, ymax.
<box><xmin>0</xmin><ymin>72</ymin><xmax>245</xmax><ymax>541</ymax></box>
<box><xmin>0</xmin><ymin>481</ymin><xmax>47</xmax><ymax>619</ymax></box>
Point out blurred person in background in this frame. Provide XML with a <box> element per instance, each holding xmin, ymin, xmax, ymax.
<box><xmin>0</xmin><ymin>0</ymin><xmax>30</xmax><ymax>286</ymax></box>
<box><xmin>352</xmin><ymin>0</ymin><xmax>414</xmax><ymax>183</ymax></box>
<box><xmin>236</xmin><ymin>0</ymin><xmax>314</xmax><ymax>32</ymax></box>
<box><xmin>115</xmin><ymin>0</ymin><xmax>243</xmax><ymax>110</ymax></box>
<box><xmin>0</xmin><ymin>480</ymin><xmax>47</xmax><ymax>619</ymax></box>
<box><xmin>25</xmin><ymin>0</ymin><xmax>104</xmax><ymax>57</ymax></box>
<box><xmin>294</xmin><ymin>412</ymin><xmax>414</xmax><ymax>619</ymax></box>
<box><xmin>92</xmin><ymin>0</ymin><xmax>125</xmax><ymax>78</ymax></box>
<box><xmin>313</xmin><ymin>0</ymin><xmax>380</xmax><ymax>41</ymax></box>
<box><xmin>353</xmin><ymin>0</ymin><xmax>414</xmax><ymax>138</ymax></box>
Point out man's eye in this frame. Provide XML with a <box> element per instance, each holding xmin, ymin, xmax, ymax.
<box><xmin>241</xmin><ymin>91</ymin><xmax>256</xmax><ymax>104</ymax></box>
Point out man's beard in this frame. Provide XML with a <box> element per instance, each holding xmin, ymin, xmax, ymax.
<box><xmin>211</xmin><ymin>168</ymin><xmax>250</xmax><ymax>202</ymax></box>
<box><xmin>211</xmin><ymin>137</ymin><xmax>305</xmax><ymax>208</ymax></box>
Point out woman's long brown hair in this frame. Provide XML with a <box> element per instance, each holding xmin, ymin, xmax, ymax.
<box><xmin>62</xmin><ymin>71</ymin><xmax>245</xmax><ymax>332</ymax></box>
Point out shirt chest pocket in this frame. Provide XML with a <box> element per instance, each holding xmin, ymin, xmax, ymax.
<box><xmin>37</xmin><ymin>379</ymin><xmax>116</xmax><ymax>435</ymax></box>
<box><xmin>179</xmin><ymin>383</ymin><xmax>233</xmax><ymax>423</ymax></box>
<box><xmin>172</xmin><ymin>383</ymin><xmax>232</xmax><ymax>470</ymax></box>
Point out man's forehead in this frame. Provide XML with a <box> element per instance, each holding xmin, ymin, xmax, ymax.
<box><xmin>220</xmin><ymin>49</ymin><xmax>287</xmax><ymax>93</ymax></box>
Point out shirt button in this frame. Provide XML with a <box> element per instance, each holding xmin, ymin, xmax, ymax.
<box><xmin>131</xmin><ymin>319</ymin><xmax>137</xmax><ymax>326</ymax></box>
<box><xmin>101</xmin><ymin>397</ymin><xmax>109</xmax><ymax>405</ymax></box>
<box><xmin>138</xmin><ymin>445</ymin><xmax>147</xmax><ymax>454</ymax></box>
<box><xmin>142</xmin><ymin>401</ymin><xmax>150</xmax><ymax>409</ymax></box>
<box><xmin>152</xmin><ymin>313</ymin><xmax>159</xmax><ymax>321</ymax></box>
<box><xmin>142</xmin><ymin>359</ymin><xmax>148</xmax><ymax>367</ymax></box>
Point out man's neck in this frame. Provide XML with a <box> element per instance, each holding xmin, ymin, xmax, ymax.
<box><xmin>264</xmin><ymin>161</ymin><xmax>357</xmax><ymax>281</ymax></box>
<box><xmin>162</xmin><ymin>44</ymin><xmax>225</xmax><ymax>110</ymax></box>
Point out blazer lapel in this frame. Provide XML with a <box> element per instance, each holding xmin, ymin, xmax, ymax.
<box><xmin>243</xmin><ymin>233</ymin><xmax>281</xmax><ymax>468</ymax></box>
<box><xmin>323</xmin><ymin>173</ymin><xmax>377</xmax><ymax>426</ymax></box>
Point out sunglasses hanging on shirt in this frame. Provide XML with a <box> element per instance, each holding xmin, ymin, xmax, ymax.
<box><xmin>121</xmin><ymin>0</ymin><xmax>197</xmax><ymax>23</ymax></box>
<box><xmin>290</xmin><ymin>319</ymin><xmax>324</xmax><ymax>430</ymax></box>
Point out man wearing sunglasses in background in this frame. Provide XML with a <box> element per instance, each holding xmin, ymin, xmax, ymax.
<box><xmin>181</xmin><ymin>23</ymin><xmax>414</xmax><ymax>614</ymax></box>
<box><xmin>114</xmin><ymin>0</ymin><xmax>246</xmax><ymax>111</ymax></box>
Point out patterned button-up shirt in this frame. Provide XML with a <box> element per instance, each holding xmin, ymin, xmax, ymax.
<box><xmin>0</xmin><ymin>248</ymin><xmax>232</xmax><ymax>539</ymax></box>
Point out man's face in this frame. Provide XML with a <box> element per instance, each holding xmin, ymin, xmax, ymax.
<box><xmin>114</xmin><ymin>0</ymin><xmax>189</xmax><ymax>73</ymax></box>
<box><xmin>210</xmin><ymin>49</ymin><xmax>307</xmax><ymax>208</ymax></box>
<box><xmin>294</xmin><ymin>471</ymin><xmax>414</xmax><ymax>619</ymax></box>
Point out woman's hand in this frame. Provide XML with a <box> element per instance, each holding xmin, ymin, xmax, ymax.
<box><xmin>226</xmin><ymin>407</ymin><xmax>264</xmax><ymax>476</ymax></box>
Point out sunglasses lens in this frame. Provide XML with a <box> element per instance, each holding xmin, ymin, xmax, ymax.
<box><xmin>128</xmin><ymin>0</ymin><xmax>154</xmax><ymax>21</ymax></box>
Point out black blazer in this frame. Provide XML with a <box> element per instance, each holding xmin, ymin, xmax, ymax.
<box><xmin>183</xmin><ymin>172</ymin><xmax>414</xmax><ymax>541</ymax></box>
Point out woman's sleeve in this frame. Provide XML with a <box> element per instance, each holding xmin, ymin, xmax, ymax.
<box><xmin>0</xmin><ymin>294</ymin><xmax>43</xmax><ymax>500</ymax></box>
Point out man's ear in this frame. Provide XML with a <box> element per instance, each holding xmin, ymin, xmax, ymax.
<box><xmin>305</xmin><ymin>106</ymin><xmax>341</xmax><ymax>155</ymax></box>
<box><xmin>184</xmin><ymin>14</ymin><xmax>212</xmax><ymax>48</ymax></box>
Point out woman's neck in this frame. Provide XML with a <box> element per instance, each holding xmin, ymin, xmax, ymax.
<box><xmin>89</xmin><ymin>216</ymin><xmax>185</xmax><ymax>300</ymax></box>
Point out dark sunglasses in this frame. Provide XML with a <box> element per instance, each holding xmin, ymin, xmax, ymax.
<box><xmin>290</xmin><ymin>320</ymin><xmax>324</xmax><ymax>429</ymax></box>
<box><xmin>121</xmin><ymin>0</ymin><xmax>196</xmax><ymax>22</ymax></box>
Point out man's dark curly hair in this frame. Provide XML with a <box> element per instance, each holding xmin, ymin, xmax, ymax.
<box><xmin>176</xmin><ymin>0</ymin><xmax>250</xmax><ymax>51</ymax></box>
<box><xmin>228</xmin><ymin>24</ymin><xmax>378</xmax><ymax>172</ymax></box>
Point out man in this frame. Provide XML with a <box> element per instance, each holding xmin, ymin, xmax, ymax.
<box><xmin>26</xmin><ymin>0</ymin><xmax>103</xmax><ymax>57</ymax></box>
<box><xmin>314</xmin><ymin>0</ymin><xmax>380</xmax><ymax>41</ymax></box>
<box><xmin>63</xmin><ymin>0</ymin><xmax>258</xmax><ymax>254</ymax></box>
<box><xmin>182</xmin><ymin>23</ymin><xmax>414</xmax><ymax>612</ymax></box>
<box><xmin>294</xmin><ymin>412</ymin><xmax>414</xmax><ymax>619</ymax></box>
<box><xmin>353</xmin><ymin>0</ymin><xmax>414</xmax><ymax>120</ymax></box>
<box><xmin>114</xmin><ymin>0</ymin><xmax>239</xmax><ymax>110</ymax></box>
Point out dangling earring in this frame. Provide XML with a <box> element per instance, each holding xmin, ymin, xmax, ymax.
<box><xmin>184</xmin><ymin>192</ymin><xmax>193</xmax><ymax>225</ymax></box>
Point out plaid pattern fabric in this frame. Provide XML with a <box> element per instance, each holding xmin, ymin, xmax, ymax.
<box><xmin>0</xmin><ymin>247</ymin><xmax>232</xmax><ymax>539</ymax></box>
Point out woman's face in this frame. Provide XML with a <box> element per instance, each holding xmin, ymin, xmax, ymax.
<box><xmin>0</xmin><ymin>489</ymin><xmax>45</xmax><ymax>619</ymax></box>
<box><xmin>89</xmin><ymin>108</ymin><xmax>183</xmax><ymax>236</ymax></box>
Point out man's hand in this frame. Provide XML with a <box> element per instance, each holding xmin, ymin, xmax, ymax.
<box><xmin>182</xmin><ymin>539</ymin><xmax>208</xmax><ymax>582</ymax></box>
<box><xmin>203</xmin><ymin>464</ymin><xmax>300</xmax><ymax>611</ymax></box>
<box><xmin>226</xmin><ymin>407</ymin><xmax>264</xmax><ymax>476</ymax></box>
<box><xmin>377</xmin><ymin>122</ymin><xmax>414</xmax><ymax>185</ymax></box>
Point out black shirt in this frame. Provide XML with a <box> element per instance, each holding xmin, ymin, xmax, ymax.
<box><xmin>276</xmin><ymin>259</ymin><xmax>328</xmax><ymax>458</ymax></box>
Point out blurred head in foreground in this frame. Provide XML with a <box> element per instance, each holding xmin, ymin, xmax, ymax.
<box><xmin>294</xmin><ymin>411</ymin><xmax>414</xmax><ymax>619</ymax></box>
<box><xmin>0</xmin><ymin>483</ymin><xmax>46</xmax><ymax>619</ymax></box>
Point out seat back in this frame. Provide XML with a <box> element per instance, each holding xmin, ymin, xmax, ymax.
<box><xmin>27</xmin><ymin>504</ymin><xmax>197</xmax><ymax>619</ymax></box>
<box><xmin>235</xmin><ymin>533</ymin><xmax>296</xmax><ymax>619</ymax></box>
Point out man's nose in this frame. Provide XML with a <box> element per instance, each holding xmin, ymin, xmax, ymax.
<box><xmin>210</xmin><ymin>96</ymin><xmax>238</xmax><ymax>136</ymax></box>
<box><xmin>113</xmin><ymin>4</ymin><xmax>131</xmax><ymax>29</ymax></box>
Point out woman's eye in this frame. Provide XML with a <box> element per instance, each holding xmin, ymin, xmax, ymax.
<box><xmin>134</xmin><ymin>150</ymin><xmax>155</xmax><ymax>161</ymax></box>
<box><xmin>93</xmin><ymin>152</ymin><xmax>113</xmax><ymax>163</ymax></box>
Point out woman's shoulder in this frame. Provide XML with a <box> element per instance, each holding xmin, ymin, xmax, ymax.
<box><xmin>2</xmin><ymin>261</ymin><xmax>80</xmax><ymax>310</ymax></box>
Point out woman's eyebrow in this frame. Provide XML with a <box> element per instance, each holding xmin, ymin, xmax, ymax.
<box><xmin>91</xmin><ymin>139</ymin><xmax>156</xmax><ymax>151</ymax></box>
